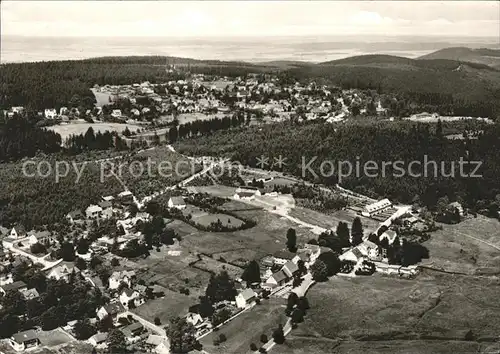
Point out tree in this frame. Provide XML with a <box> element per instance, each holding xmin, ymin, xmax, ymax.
<box><xmin>198</xmin><ymin>296</ymin><xmax>214</xmax><ymax>318</ymax></box>
<box><xmin>336</xmin><ymin>221</ymin><xmax>350</xmax><ymax>249</ymax></box>
<box><xmin>76</xmin><ymin>237</ymin><xmax>90</xmax><ymax>254</ymax></box>
<box><xmin>30</xmin><ymin>242</ymin><xmax>46</xmax><ymax>255</ymax></box>
<box><xmin>168</xmin><ymin>126</ymin><xmax>178</xmax><ymax>143</ymax></box>
<box><xmin>74</xmin><ymin>318</ymin><xmax>97</xmax><ymax>340</ymax></box>
<box><xmin>154</xmin><ymin>317</ymin><xmax>161</xmax><ymax>325</ymax></box>
<box><xmin>75</xmin><ymin>257</ymin><xmax>87</xmax><ymax>271</ymax></box>
<box><xmin>211</xmin><ymin>308</ymin><xmax>232</xmax><ymax>326</ymax></box>
<box><xmin>205</xmin><ymin>271</ymin><xmax>237</xmax><ymax>304</ymax></box>
<box><xmin>297</xmin><ymin>260</ymin><xmax>307</xmax><ymax>275</ymax></box>
<box><xmin>108</xmin><ymin>329</ymin><xmax>127</xmax><ymax>354</ymax></box>
<box><xmin>286</xmin><ymin>293</ymin><xmax>298</xmax><ymax>315</ymax></box>
<box><xmin>272</xmin><ymin>324</ymin><xmax>285</xmax><ymax>344</ymax></box>
<box><xmin>260</xmin><ymin>334</ymin><xmax>268</xmax><ymax>343</ymax></box>
<box><xmin>351</xmin><ymin>217</ymin><xmax>364</xmax><ymax>246</ymax></box>
<box><xmin>310</xmin><ymin>259</ymin><xmax>329</xmax><ymax>282</ymax></box>
<box><xmin>167</xmin><ymin>317</ymin><xmax>198</xmax><ymax>353</ymax></box>
<box><xmin>297</xmin><ymin>296</ymin><xmax>310</xmax><ymax>311</ymax></box>
<box><xmin>436</xmin><ymin>119</ymin><xmax>443</xmax><ymax>138</ymax></box>
<box><xmin>286</xmin><ymin>228</ymin><xmax>297</xmax><ymax>252</ymax></box>
<box><xmin>291</xmin><ymin>308</ymin><xmax>305</xmax><ymax>324</ymax></box>
<box><xmin>59</xmin><ymin>241</ymin><xmax>76</xmax><ymax>261</ymax></box>
<box><xmin>250</xmin><ymin>343</ymin><xmax>258</xmax><ymax>351</ymax></box>
<box><xmin>317</xmin><ymin>252</ymin><xmax>341</xmax><ymax>276</ymax></box>
<box><xmin>99</xmin><ymin>315</ymin><xmax>114</xmax><ymax>332</ymax></box>
<box><xmin>241</xmin><ymin>260</ymin><xmax>261</xmax><ymax>286</ymax></box>
<box><xmin>111</xmin><ymin>258</ymin><xmax>120</xmax><ymax>267</ymax></box>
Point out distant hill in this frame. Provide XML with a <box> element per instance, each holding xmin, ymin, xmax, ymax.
<box><xmin>255</xmin><ymin>60</ymin><xmax>315</xmax><ymax>69</ymax></box>
<box><xmin>289</xmin><ymin>54</ymin><xmax>500</xmax><ymax>103</ymax></box>
<box><xmin>419</xmin><ymin>47</ymin><xmax>500</xmax><ymax>69</ymax></box>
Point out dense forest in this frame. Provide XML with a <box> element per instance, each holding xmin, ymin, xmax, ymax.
<box><xmin>0</xmin><ymin>114</ymin><xmax>62</xmax><ymax>161</ymax></box>
<box><xmin>175</xmin><ymin>120</ymin><xmax>500</xmax><ymax>215</ymax></box>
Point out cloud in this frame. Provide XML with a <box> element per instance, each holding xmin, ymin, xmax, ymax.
<box><xmin>1</xmin><ymin>1</ymin><xmax>498</xmax><ymax>38</ymax></box>
<box><xmin>349</xmin><ymin>11</ymin><xmax>393</xmax><ymax>25</ymax></box>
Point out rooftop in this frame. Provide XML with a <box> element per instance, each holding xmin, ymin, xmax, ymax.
<box><xmin>12</xmin><ymin>330</ymin><xmax>38</xmax><ymax>344</ymax></box>
<box><xmin>238</xmin><ymin>288</ymin><xmax>256</xmax><ymax>301</ymax></box>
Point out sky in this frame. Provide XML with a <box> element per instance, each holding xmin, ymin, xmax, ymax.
<box><xmin>1</xmin><ymin>1</ymin><xmax>499</xmax><ymax>38</ymax></box>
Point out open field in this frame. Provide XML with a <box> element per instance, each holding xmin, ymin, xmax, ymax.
<box><xmin>38</xmin><ymin>328</ymin><xmax>74</xmax><ymax>347</ymax></box>
<box><xmin>200</xmin><ymin>298</ymin><xmax>288</xmax><ymax>354</ymax></box>
<box><xmin>291</xmin><ymin>271</ymin><xmax>500</xmax><ymax>343</ymax></box>
<box><xmin>183</xmin><ymin>205</ymin><xmax>244</xmax><ymax>229</ymax></box>
<box><xmin>195</xmin><ymin>213</ymin><xmax>244</xmax><ymax>228</ymax></box>
<box><xmin>46</xmin><ymin>122</ymin><xmax>142</xmax><ymax>140</ymax></box>
<box><xmin>278</xmin><ymin>338</ymin><xmax>484</xmax><ymax>354</ymax></box>
<box><xmin>178</xmin><ymin>112</ymin><xmax>229</xmax><ymax>125</ymax></box>
<box><xmin>132</xmin><ymin>289</ymin><xmax>193</xmax><ymax>325</ymax></box>
<box><xmin>131</xmin><ymin>198</ymin><xmax>316</xmax><ymax>302</ymax></box>
<box><xmin>420</xmin><ymin>216</ymin><xmax>500</xmax><ymax>274</ymax></box>
<box><xmin>91</xmin><ymin>88</ymin><xmax>113</xmax><ymax>107</ymax></box>
<box><xmin>193</xmin><ymin>255</ymin><xmax>243</xmax><ymax>279</ymax></box>
<box><xmin>289</xmin><ymin>207</ymin><xmax>380</xmax><ymax>234</ymax></box>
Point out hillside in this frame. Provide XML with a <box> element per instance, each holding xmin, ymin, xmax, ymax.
<box><xmin>419</xmin><ymin>47</ymin><xmax>500</xmax><ymax>69</ymax></box>
<box><xmin>290</xmin><ymin>54</ymin><xmax>500</xmax><ymax>109</ymax></box>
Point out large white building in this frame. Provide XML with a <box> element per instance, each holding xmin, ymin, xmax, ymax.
<box><xmin>362</xmin><ymin>198</ymin><xmax>392</xmax><ymax>217</ymax></box>
<box><xmin>44</xmin><ymin>109</ymin><xmax>57</xmax><ymax>119</ymax></box>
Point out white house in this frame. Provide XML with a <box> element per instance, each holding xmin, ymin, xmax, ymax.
<box><xmin>9</xmin><ymin>330</ymin><xmax>40</xmax><ymax>352</ymax></box>
<box><xmin>362</xmin><ymin>198</ymin><xmax>392</xmax><ymax>217</ymax></box>
<box><xmin>233</xmin><ymin>191</ymin><xmax>256</xmax><ymax>200</ymax></box>
<box><xmin>265</xmin><ymin>270</ymin><xmax>288</xmax><ymax>287</ymax></box>
<box><xmin>341</xmin><ymin>240</ymin><xmax>381</xmax><ymax>263</ymax></box>
<box><xmin>273</xmin><ymin>250</ymin><xmax>297</xmax><ymax>266</ymax></box>
<box><xmin>121</xmin><ymin>322</ymin><xmax>144</xmax><ymax>342</ymax></box>
<box><xmin>235</xmin><ymin>187</ymin><xmax>261</xmax><ymax>197</ymax></box>
<box><xmin>118</xmin><ymin>190</ymin><xmax>134</xmax><ymax>202</ymax></box>
<box><xmin>146</xmin><ymin>334</ymin><xmax>171</xmax><ymax>354</ymax></box>
<box><xmin>168</xmin><ymin>197</ymin><xmax>186</xmax><ymax>210</ymax></box>
<box><xmin>119</xmin><ymin>288</ymin><xmax>144</xmax><ymax>308</ymax></box>
<box><xmin>111</xmin><ymin>109</ymin><xmax>122</xmax><ymax>118</ymax></box>
<box><xmin>44</xmin><ymin>108</ymin><xmax>57</xmax><ymax>119</ymax></box>
<box><xmin>0</xmin><ymin>273</ymin><xmax>13</xmax><ymax>286</ymax></box>
<box><xmin>66</xmin><ymin>210</ymin><xmax>84</xmax><ymax>224</ymax></box>
<box><xmin>449</xmin><ymin>202</ymin><xmax>464</xmax><ymax>217</ymax></box>
<box><xmin>9</xmin><ymin>226</ymin><xmax>26</xmax><ymax>239</ymax></box>
<box><xmin>358</xmin><ymin>240</ymin><xmax>381</xmax><ymax>261</ymax></box>
<box><xmin>86</xmin><ymin>205</ymin><xmax>103</xmax><ymax>219</ymax></box>
<box><xmin>48</xmin><ymin>264</ymin><xmax>79</xmax><ymax>282</ymax></box>
<box><xmin>282</xmin><ymin>261</ymin><xmax>299</xmax><ymax>278</ymax></box>
<box><xmin>185</xmin><ymin>313</ymin><xmax>204</xmax><ymax>328</ymax></box>
<box><xmin>339</xmin><ymin>247</ymin><xmax>364</xmax><ymax>263</ymax></box>
<box><xmin>96</xmin><ymin>302</ymin><xmax>125</xmax><ymax>321</ymax></box>
<box><xmin>98</xmin><ymin>200</ymin><xmax>113</xmax><ymax>219</ymax></box>
<box><xmin>235</xmin><ymin>288</ymin><xmax>256</xmax><ymax>309</ymax></box>
<box><xmin>88</xmin><ymin>332</ymin><xmax>108</xmax><ymax>347</ymax></box>
<box><xmin>20</xmin><ymin>288</ymin><xmax>40</xmax><ymax>301</ymax></box>
<box><xmin>109</xmin><ymin>270</ymin><xmax>136</xmax><ymax>290</ymax></box>
<box><xmin>379</xmin><ymin>230</ymin><xmax>398</xmax><ymax>245</ymax></box>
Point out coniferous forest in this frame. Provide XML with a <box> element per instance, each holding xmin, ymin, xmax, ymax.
<box><xmin>175</xmin><ymin>120</ymin><xmax>500</xmax><ymax>215</ymax></box>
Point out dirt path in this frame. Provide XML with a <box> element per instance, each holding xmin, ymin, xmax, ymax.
<box><xmin>454</xmin><ymin>230</ymin><xmax>500</xmax><ymax>251</ymax></box>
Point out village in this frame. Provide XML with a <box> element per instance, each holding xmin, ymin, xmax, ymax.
<box><xmin>2</xmin><ymin>65</ymin><xmax>389</xmax><ymax>144</ymax></box>
<box><xmin>0</xmin><ymin>141</ymin><xmax>471</xmax><ymax>354</ymax></box>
